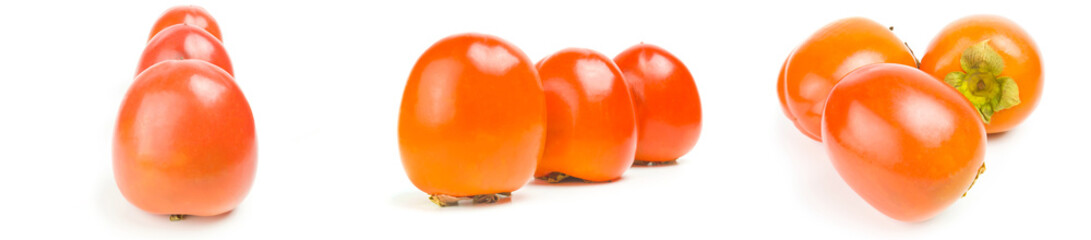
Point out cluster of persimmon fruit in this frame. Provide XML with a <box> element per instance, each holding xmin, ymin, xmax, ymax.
<box><xmin>777</xmin><ymin>15</ymin><xmax>1042</xmax><ymax>221</ymax></box>
<box><xmin>399</xmin><ymin>33</ymin><xmax>702</xmax><ymax>206</ymax></box>
<box><xmin>113</xmin><ymin>6</ymin><xmax>256</xmax><ymax>221</ymax></box>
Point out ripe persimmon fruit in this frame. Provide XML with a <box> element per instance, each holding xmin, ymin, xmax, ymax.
<box><xmin>114</xmin><ymin>60</ymin><xmax>256</xmax><ymax>220</ymax></box>
<box><xmin>149</xmin><ymin>5</ymin><xmax>222</xmax><ymax>42</ymax></box>
<box><xmin>781</xmin><ymin>17</ymin><xmax>917</xmax><ymax>141</ymax></box>
<box><xmin>535</xmin><ymin>48</ymin><xmax>637</xmax><ymax>183</ymax></box>
<box><xmin>920</xmin><ymin>15</ymin><xmax>1043</xmax><ymax>133</ymax></box>
<box><xmin>614</xmin><ymin>43</ymin><xmax>701</xmax><ymax>165</ymax></box>
<box><xmin>137</xmin><ymin>24</ymin><xmax>233</xmax><ymax>76</ymax></box>
<box><xmin>399</xmin><ymin>33</ymin><xmax>545</xmax><ymax>206</ymax></box>
<box><xmin>823</xmin><ymin>63</ymin><xmax>986</xmax><ymax>222</ymax></box>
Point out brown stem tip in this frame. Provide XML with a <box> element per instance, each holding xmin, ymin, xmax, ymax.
<box><xmin>633</xmin><ymin>159</ymin><xmax>677</xmax><ymax>166</ymax></box>
<box><xmin>536</xmin><ymin>172</ymin><xmax>593</xmax><ymax>183</ymax></box>
<box><xmin>429</xmin><ymin>192</ymin><xmax>512</xmax><ymax>207</ymax></box>
<box><xmin>169</xmin><ymin>214</ymin><xmax>186</xmax><ymax>221</ymax></box>
<box><xmin>963</xmin><ymin>163</ymin><xmax>987</xmax><ymax>198</ymax></box>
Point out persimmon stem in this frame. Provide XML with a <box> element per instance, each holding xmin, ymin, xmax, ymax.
<box><xmin>537</xmin><ymin>172</ymin><xmax>615</xmax><ymax>183</ymax></box>
<box><xmin>963</xmin><ymin>163</ymin><xmax>986</xmax><ymax>198</ymax></box>
<box><xmin>538</xmin><ymin>172</ymin><xmax>596</xmax><ymax>183</ymax></box>
<box><xmin>886</xmin><ymin>25</ymin><xmax>921</xmax><ymax>68</ymax></box>
<box><xmin>943</xmin><ymin>40</ymin><xmax>1020</xmax><ymax>124</ymax></box>
<box><xmin>633</xmin><ymin>159</ymin><xmax>677</xmax><ymax>166</ymax></box>
<box><xmin>905</xmin><ymin>42</ymin><xmax>920</xmax><ymax>68</ymax></box>
<box><xmin>539</xmin><ymin>172</ymin><xmax>572</xmax><ymax>183</ymax></box>
<box><xmin>428</xmin><ymin>192</ymin><xmax>511</xmax><ymax>207</ymax></box>
<box><xmin>169</xmin><ymin>214</ymin><xmax>186</xmax><ymax>221</ymax></box>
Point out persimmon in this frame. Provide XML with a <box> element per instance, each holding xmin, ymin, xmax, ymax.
<box><xmin>149</xmin><ymin>5</ymin><xmax>222</xmax><ymax>41</ymax></box>
<box><xmin>399</xmin><ymin>33</ymin><xmax>545</xmax><ymax>206</ymax></box>
<box><xmin>114</xmin><ymin>60</ymin><xmax>256</xmax><ymax>220</ymax></box>
<box><xmin>137</xmin><ymin>24</ymin><xmax>233</xmax><ymax>76</ymax></box>
<box><xmin>920</xmin><ymin>15</ymin><xmax>1043</xmax><ymax>133</ymax></box>
<box><xmin>535</xmin><ymin>48</ymin><xmax>637</xmax><ymax>183</ymax></box>
<box><xmin>614</xmin><ymin>43</ymin><xmax>701</xmax><ymax>165</ymax></box>
<box><xmin>782</xmin><ymin>17</ymin><xmax>917</xmax><ymax>141</ymax></box>
<box><xmin>823</xmin><ymin>63</ymin><xmax>986</xmax><ymax>222</ymax></box>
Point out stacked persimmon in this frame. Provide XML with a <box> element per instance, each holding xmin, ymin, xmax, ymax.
<box><xmin>398</xmin><ymin>33</ymin><xmax>702</xmax><ymax>206</ymax></box>
<box><xmin>778</xmin><ymin>16</ymin><xmax>1042</xmax><ymax>221</ymax></box>
<box><xmin>113</xmin><ymin>6</ymin><xmax>256</xmax><ymax>221</ymax></box>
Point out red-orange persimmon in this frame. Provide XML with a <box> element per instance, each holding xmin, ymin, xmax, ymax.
<box><xmin>920</xmin><ymin>15</ymin><xmax>1043</xmax><ymax>133</ymax></box>
<box><xmin>614</xmin><ymin>43</ymin><xmax>701</xmax><ymax>164</ymax></box>
<box><xmin>148</xmin><ymin>5</ymin><xmax>222</xmax><ymax>41</ymax></box>
<box><xmin>114</xmin><ymin>60</ymin><xmax>256</xmax><ymax>218</ymax></box>
<box><xmin>823</xmin><ymin>63</ymin><xmax>985</xmax><ymax>222</ymax></box>
<box><xmin>399</xmin><ymin>33</ymin><xmax>545</xmax><ymax>206</ymax></box>
<box><xmin>137</xmin><ymin>24</ymin><xmax>233</xmax><ymax>76</ymax></box>
<box><xmin>782</xmin><ymin>17</ymin><xmax>917</xmax><ymax>141</ymax></box>
<box><xmin>535</xmin><ymin>48</ymin><xmax>637</xmax><ymax>182</ymax></box>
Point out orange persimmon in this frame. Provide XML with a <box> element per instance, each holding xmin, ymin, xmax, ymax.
<box><xmin>137</xmin><ymin>24</ymin><xmax>232</xmax><ymax>76</ymax></box>
<box><xmin>149</xmin><ymin>5</ymin><xmax>222</xmax><ymax>41</ymax></box>
<box><xmin>114</xmin><ymin>60</ymin><xmax>256</xmax><ymax>219</ymax></box>
<box><xmin>782</xmin><ymin>17</ymin><xmax>917</xmax><ymax>141</ymax></box>
<box><xmin>398</xmin><ymin>33</ymin><xmax>545</xmax><ymax>206</ymax></box>
<box><xmin>823</xmin><ymin>63</ymin><xmax>986</xmax><ymax>222</ymax></box>
<box><xmin>920</xmin><ymin>15</ymin><xmax>1043</xmax><ymax>133</ymax></box>
<box><xmin>614</xmin><ymin>43</ymin><xmax>701</xmax><ymax>164</ymax></box>
<box><xmin>535</xmin><ymin>48</ymin><xmax>637</xmax><ymax>182</ymax></box>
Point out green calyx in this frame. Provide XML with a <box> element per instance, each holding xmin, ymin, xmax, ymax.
<box><xmin>943</xmin><ymin>40</ymin><xmax>1020</xmax><ymax>124</ymax></box>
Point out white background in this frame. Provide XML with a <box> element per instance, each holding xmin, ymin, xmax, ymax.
<box><xmin>0</xmin><ymin>0</ymin><xmax>1087</xmax><ymax>238</ymax></box>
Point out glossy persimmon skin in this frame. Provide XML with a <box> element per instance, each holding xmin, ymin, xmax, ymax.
<box><xmin>823</xmin><ymin>63</ymin><xmax>985</xmax><ymax>222</ymax></box>
<box><xmin>137</xmin><ymin>24</ymin><xmax>233</xmax><ymax>77</ymax></box>
<box><xmin>777</xmin><ymin>53</ymin><xmax>811</xmax><ymax>134</ymax></box>
<box><xmin>920</xmin><ymin>15</ymin><xmax>1042</xmax><ymax>133</ymax></box>
<box><xmin>399</xmin><ymin>33</ymin><xmax>545</xmax><ymax>197</ymax></box>
<box><xmin>114</xmin><ymin>60</ymin><xmax>256</xmax><ymax>216</ymax></box>
<box><xmin>777</xmin><ymin>53</ymin><xmax>795</xmax><ymax>121</ymax></box>
<box><xmin>149</xmin><ymin>5</ymin><xmax>222</xmax><ymax>41</ymax></box>
<box><xmin>535</xmin><ymin>48</ymin><xmax>637</xmax><ymax>182</ymax></box>
<box><xmin>784</xmin><ymin>17</ymin><xmax>917</xmax><ymax>141</ymax></box>
<box><xmin>614</xmin><ymin>44</ymin><xmax>701</xmax><ymax>162</ymax></box>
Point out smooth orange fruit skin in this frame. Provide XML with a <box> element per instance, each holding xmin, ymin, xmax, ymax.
<box><xmin>784</xmin><ymin>17</ymin><xmax>917</xmax><ymax>141</ymax></box>
<box><xmin>614</xmin><ymin>44</ymin><xmax>701</xmax><ymax>162</ymax></box>
<box><xmin>399</xmin><ymin>33</ymin><xmax>545</xmax><ymax>197</ymax></box>
<box><xmin>777</xmin><ymin>54</ymin><xmax>793</xmax><ymax>120</ymax></box>
<box><xmin>823</xmin><ymin>64</ymin><xmax>986</xmax><ymax>222</ymax></box>
<box><xmin>920</xmin><ymin>15</ymin><xmax>1043</xmax><ymax>134</ymax></box>
<box><xmin>114</xmin><ymin>60</ymin><xmax>256</xmax><ymax>216</ymax></box>
<box><xmin>535</xmin><ymin>48</ymin><xmax>637</xmax><ymax>182</ymax></box>
<box><xmin>138</xmin><ymin>24</ymin><xmax>233</xmax><ymax>76</ymax></box>
<box><xmin>149</xmin><ymin>5</ymin><xmax>222</xmax><ymax>42</ymax></box>
<box><xmin>777</xmin><ymin>52</ymin><xmax>812</xmax><ymax>134</ymax></box>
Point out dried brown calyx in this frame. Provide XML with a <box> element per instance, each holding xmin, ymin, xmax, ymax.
<box><xmin>633</xmin><ymin>159</ymin><xmax>677</xmax><ymax>166</ymax></box>
<box><xmin>428</xmin><ymin>192</ymin><xmax>512</xmax><ymax>207</ymax></box>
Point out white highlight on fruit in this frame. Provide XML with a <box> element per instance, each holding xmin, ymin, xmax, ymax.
<box><xmin>897</xmin><ymin>90</ymin><xmax>955</xmax><ymax>148</ymax></box>
<box><xmin>643</xmin><ymin>54</ymin><xmax>674</xmax><ymax>81</ymax></box>
<box><xmin>575</xmin><ymin>59</ymin><xmax>614</xmax><ymax>102</ymax></box>
<box><xmin>184</xmin><ymin>33</ymin><xmax>214</xmax><ymax>60</ymax></box>
<box><xmin>843</xmin><ymin>101</ymin><xmax>901</xmax><ymax>159</ymax></box>
<box><xmin>189</xmin><ymin>74</ymin><xmax>226</xmax><ymax>106</ymax></box>
<box><xmin>467</xmin><ymin>43</ymin><xmax>518</xmax><ymax>76</ymax></box>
